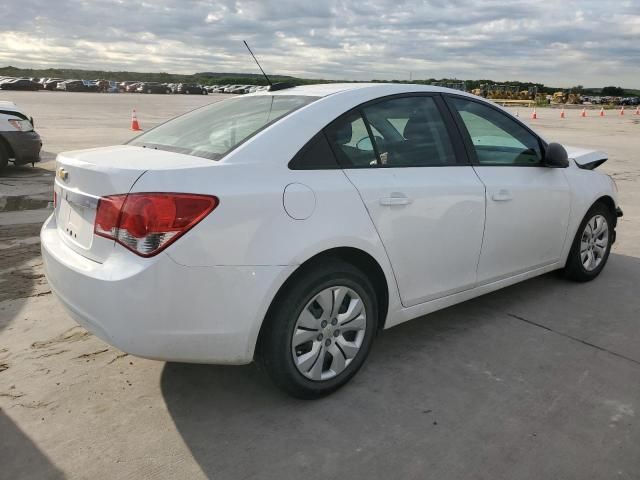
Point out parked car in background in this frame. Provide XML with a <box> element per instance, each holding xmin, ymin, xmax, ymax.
<box><xmin>125</xmin><ymin>82</ymin><xmax>142</xmax><ymax>93</ymax></box>
<box><xmin>42</xmin><ymin>83</ymin><xmax>622</xmax><ymax>398</ymax></box>
<box><xmin>119</xmin><ymin>81</ymin><xmax>134</xmax><ymax>92</ymax></box>
<box><xmin>94</xmin><ymin>80</ymin><xmax>111</xmax><ymax>92</ymax></box>
<box><xmin>136</xmin><ymin>82</ymin><xmax>171</xmax><ymax>94</ymax></box>
<box><xmin>620</xmin><ymin>97</ymin><xmax>639</xmax><ymax>106</ymax></box>
<box><xmin>42</xmin><ymin>78</ymin><xmax>64</xmax><ymax>90</ymax></box>
<box><xmin>175</xmin><ymin>83</ymin><xmax>208</xmax><ymax>95</ymax></box>
<box><xmin>223</xmin><ymin>84</ymin><xmax>244</xmax><ymax>93</ymax></box>
<box><xmin>0</xmin><ymin>78</ymin><xmax>41</xmax><ymax>91</ymax></box>
<box><xmin>0</xmin><ymin>101</ymin><xmax>42</xmax><ymax>170</ymax></box>
<box><xmin>84</xmin><ymin>80</ymin><xmax>100</xmax><ymax>92</ymax></box>
<box><xmin>106</xmin><ymin>81</ymin><xmax>120</xmax><ymax>93</ymax></box>
<box><xmin>57</xmin><ymin>80</ymin><xmax>98</xmax><ymax>92</ymax></box>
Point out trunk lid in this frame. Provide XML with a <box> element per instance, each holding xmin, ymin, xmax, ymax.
<box><xmin>53</xmin><ymin>145</ymin><xmax>213</xmax><ymax>262</ymax></box>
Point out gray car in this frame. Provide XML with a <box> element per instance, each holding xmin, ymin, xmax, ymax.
<box><xmin>0</xmin><ymin>101</ymin><xmax>42</xmax><ymax>170</ymax></box>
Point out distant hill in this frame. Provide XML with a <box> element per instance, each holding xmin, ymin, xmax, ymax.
<box><xmin>0</xmin><ymin>66</ymin><xmax>320</xmax><ymax>86</ymax></box>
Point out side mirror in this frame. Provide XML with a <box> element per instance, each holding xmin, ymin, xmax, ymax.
<box><xmin>544</xmin><ymin>143</ymin><xmax>569</xmax><ymax>168</ymax></box>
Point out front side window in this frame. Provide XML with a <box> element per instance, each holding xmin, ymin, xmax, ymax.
<box><xmin>449</xmin><ymin>97</ymin><xmax>542</xmax><ymax>166</ymax></box>
<box><xmin>129</xmin><ymin>95</ymin><xmax>317</xmax><ymax>160</ymax></box>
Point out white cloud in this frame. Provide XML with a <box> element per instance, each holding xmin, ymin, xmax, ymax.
<box><xmin>0</xmin><ymin>0</ymin><xmax>638</xmax><ymax>87</ymax></box>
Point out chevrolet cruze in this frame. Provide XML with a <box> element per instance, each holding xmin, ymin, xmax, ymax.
<box><xmin>42</xmin><ymin>83</ymin><xmax>622</xmax><ymax>398</ymax></box>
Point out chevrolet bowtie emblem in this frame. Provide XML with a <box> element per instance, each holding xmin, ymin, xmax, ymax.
<box><xmin>57</xmin><ymin>168</ymin><xmax>69</xmax><ymax>181</ymax></box>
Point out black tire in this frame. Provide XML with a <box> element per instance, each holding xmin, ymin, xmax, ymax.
<box><xmin>257</xmin><ymin>260</ymin><xmax>378</xmax><ymax>399</ymax></box>
<box><xmin>563</xmin><ymin>202</ymin><xmax>615</xmax><ymax>282</ymax></box>
<box><xmin>0</xmin><ymin>140</ymin><xmax>9</xmax><ymax>171</ymax></box>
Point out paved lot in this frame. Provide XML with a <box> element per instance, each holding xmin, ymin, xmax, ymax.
<box><xmin>1</xmin><ymin>91</ymin><xmax>639</xmax><ymax>479</ymax></box>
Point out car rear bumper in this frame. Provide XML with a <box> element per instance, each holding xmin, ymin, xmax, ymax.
<box><xmin>41</xmin><ymin>214</ymin><xmax>292</xmax><ymax>364</ymax></box>
<box><xmin>2</xmin><ymin>131</ymin><xmax>42</xmax><ymax>165</ymax></box>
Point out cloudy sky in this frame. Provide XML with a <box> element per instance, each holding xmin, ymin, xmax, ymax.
<box><xmin>1</xmin><ymin>0</ymin><xmax>639</xmax><ymax>87</ymax></box>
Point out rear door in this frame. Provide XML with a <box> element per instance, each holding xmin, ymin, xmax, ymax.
<box><xmin>325</xmin><ymin>94</ymin><xmax>486</xmax><ymax>307</ymax></box>
<box><xmin>445</xmin><ymin>95</ymin><xmax>571</xmax><ymax>283</ymax></box>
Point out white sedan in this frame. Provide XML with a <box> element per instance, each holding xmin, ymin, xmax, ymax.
<box><xmin>41</xmin><ymin>83</ymin><xmax>622</xmax><ymax>398</ymax></box>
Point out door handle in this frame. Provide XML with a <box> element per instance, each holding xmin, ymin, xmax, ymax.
<box><xmin>491</xmin><ymin>189</ymin><xmax>513</xmax><ymax>202</ymax></box>
<box><xmin>380</xmin><ymin>193</ymin><xmax>412</xmax><ymax>206</ymax></box>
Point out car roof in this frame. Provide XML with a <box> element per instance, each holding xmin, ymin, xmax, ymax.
<box><xmin>261</xmin><ymin>82</ymin><xmax>464</xmax><ymax>99</ymax></box>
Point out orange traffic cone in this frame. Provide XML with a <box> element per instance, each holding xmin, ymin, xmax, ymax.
<box><xmin>531</xmin><ymin>108</ymin><xmax>537</xmax><ymax>120</ymax></box>
<box><xmin>599</xmin><ymin>107</ymin><xmax>605</xmax><ymax>117</ymax></box>
<box><xmin>620</xmin><ymin>106</ymin><xmax>625</xmax><ymax>116</ymax></box>
<box><xmin>131</xmin><ymin>109</ymin><xmax>142</xmax><ymax>131</ymax></box>
<box><xmin>560</xmin><ymin>107</ymin><xmax>565</xmax><ymax>119</ymax></box>
<box><xmin>581</xmin><ymin>107</ymin><xmax>586</xmax><ymax>117</ymax></box>
<box><xmin>635</xmin><ymin>106</ymin><xmax>640</xmax><ymax>115</ymax></box>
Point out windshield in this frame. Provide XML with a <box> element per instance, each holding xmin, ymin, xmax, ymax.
<box><xmin>129</xmin><ymin>95</ymin><xmax>317</xmax><ymax>160</ymax></box>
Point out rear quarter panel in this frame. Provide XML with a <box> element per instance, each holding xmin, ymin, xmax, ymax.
<box><xmin>131</xmin><ymin>161</ymin><xmax>402</xmax><ymax>333</ymax></box>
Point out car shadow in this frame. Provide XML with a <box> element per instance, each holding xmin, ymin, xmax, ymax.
<box><xmin>160</xmin><ymin>253</ymin><xmax>640</xmax><ymax>479</ymax></box>
<box><xmin>0</xmin><ymin>413</ymin><xmax>65</xmax><ymax>479</ymax></box>
<box><xmin>1</xmin><ymin>163</ymin><xmax>62</xmax><ymax>478</ymax></box>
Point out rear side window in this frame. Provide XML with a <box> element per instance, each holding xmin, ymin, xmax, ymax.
<box><xmin>362</xmin><ymin>96</ymin><xmax>457</xmax><ymax>167</ymax></box>
<box><xmin>325</xmin><ymin>112</ymin><xmax>379</xmax><ymax>168</ymax></box>
<box><xmin>289</xmin><ymin>132</ymin><xmax>339</xmax><ymax>170</ymax></box>
<box><xmin>449</xmin><ymin>97</ymin><xmax>542</xmax><ymax>166</ymax></box>
<box><xmin>129</xmin><ymin>95</ymin><xmax>318</xmax><ymax>161</ymax></box>
<box><xmin>323</xmin><ymin>96</ymin><xmax>458</xmax><ymax>168</ymax></box>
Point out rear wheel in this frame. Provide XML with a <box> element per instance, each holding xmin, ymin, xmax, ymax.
<box><xmin>258</xmin><ymin>260</ymin><xmax>377</xmax><ymax>399</ymax></box>
<box><xmin>564</xmin><ymin>202</ymin><xmax>614</xmax><ymax>281</ymax></box>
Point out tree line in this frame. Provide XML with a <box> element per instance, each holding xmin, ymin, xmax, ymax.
<box><xmin>0</xmin><ymin>66</ymin><xmax>636</xmax><ymax>96</ymax></box>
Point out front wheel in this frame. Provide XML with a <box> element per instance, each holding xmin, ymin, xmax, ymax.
<box><xmin>563</xmin><ymin>202</ymin><xmax>614</xmax><ymax>281</ymax></box>
<box><xmin>258</xmin><ymin>260</ymin><xmax>378</xmax><ymax>399</ymax></box>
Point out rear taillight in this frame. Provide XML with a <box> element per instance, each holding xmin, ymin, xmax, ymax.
<box><xmin>94</xmin><ymin>193</ymin><xmax>218</xmax><ymax>257</ymax></box>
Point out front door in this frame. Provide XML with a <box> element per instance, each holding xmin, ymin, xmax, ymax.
<box><xmin>446</xmin><ymin>96</ymin><xmax>571</xmax><ymax>284</ymax></box>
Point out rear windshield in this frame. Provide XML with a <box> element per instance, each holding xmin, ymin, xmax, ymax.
<box><xmin>129</xmin><ymin>95</ymin><xmax>318</xmax><ymax>160</ymax></box>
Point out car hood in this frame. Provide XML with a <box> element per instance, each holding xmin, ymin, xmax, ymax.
<box><xmin>564</xmin><ymin>145</ymin><xmax>608</xmax><ymax>170</ymax></box>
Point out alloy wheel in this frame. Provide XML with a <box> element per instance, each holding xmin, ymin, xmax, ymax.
<box><xmin>580</xmin><ymin>214</ymin><xmax>609</xmax><ymax>271</ymax></box>
<box><xmin>291</xmin><ymin>286</ymin><xmax>367</xmax><ymax>381</ymax></box>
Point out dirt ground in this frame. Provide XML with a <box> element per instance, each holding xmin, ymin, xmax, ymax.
<box><xmin>1</xmin><ymin>91</ymin><xmax>639</xmax><ymax>479</ymax></box>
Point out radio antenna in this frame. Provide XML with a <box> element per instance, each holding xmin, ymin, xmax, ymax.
<box><xmin>243</xmin><ymin>40</ymin><xmax>272</xmax><ymax>87</ymax></box>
